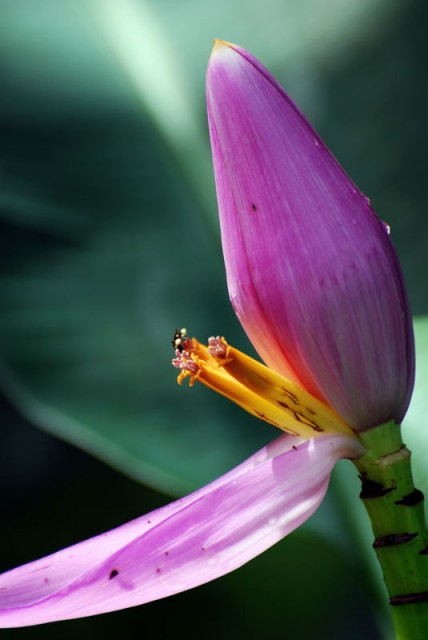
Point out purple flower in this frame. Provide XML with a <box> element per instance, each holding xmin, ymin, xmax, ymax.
<box><xmin>0</xmin><ymin>40</ymin><xmax>411</xmax><ymax>626</ymax></box>
<box><xmin>206</xmin><ymin>41</ymin><xmax>414</xmax><ymax>431</ymax></box>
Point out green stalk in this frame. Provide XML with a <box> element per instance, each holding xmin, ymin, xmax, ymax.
<box><xmin>354</xmin><ymin>421</ymin><xmax>428</xmax><ymax>639</ymax></box>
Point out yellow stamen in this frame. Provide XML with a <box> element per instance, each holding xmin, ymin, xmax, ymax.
<box><xmin>174</xmin><ymin>336</ymin><xmax>354</xmax><ymax>439</ymax></box>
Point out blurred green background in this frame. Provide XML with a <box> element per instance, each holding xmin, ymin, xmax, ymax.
<box><xmin>0</xmin><ymin>0</ymin><xmax>427</xmax><ymax>638</ymax></box>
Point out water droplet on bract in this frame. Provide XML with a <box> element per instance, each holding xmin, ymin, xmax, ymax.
<box><xmin>364</xmin><ymin>195</ymin><xmax>371</xmax><ymax>206</ymax></box>
<box><xmin>381</xmin><ymin>220</ymin><xmax>391</xmax><ymax>235</ymax></box>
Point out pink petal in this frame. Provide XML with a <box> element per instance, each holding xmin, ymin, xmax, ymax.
<box><xmin>0</xmin><ymin>434</ymin><xmax>363</xmax><ymax>627</ymax></box>
<box><xmin>206</xmin><ymin>42</ymin><xmax>414</xmax><ymax>430</ymax></box>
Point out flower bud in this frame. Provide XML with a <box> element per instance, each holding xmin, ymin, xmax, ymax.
<box><xmin>206</xmin><ymin>41</ymin><xmax>414</xmax><ymax>430</ymax></box>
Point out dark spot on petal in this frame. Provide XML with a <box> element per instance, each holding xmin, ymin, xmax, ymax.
<box><xmin>164</xmin><ymin>551</ymin><xmax>169</xmax><ymax>556</ymax></box>
<box><xmin>251</xmin><ymin>203</ymin><xmax>257</xmax><ymax>212</ymax></box>
<box><xmin>292</xmin><ymin>446</ymin><xmax>297</xmax><ymax>450</ymax></box>
<box><xmin>109</xmin><ymin>569</ymin><xmax>119</xmax><ymax>580</ymax></box>
<box><xmin>156</xmin><ymin>568</ymin><xmax>161</xmax><ymax>574</ymax></box>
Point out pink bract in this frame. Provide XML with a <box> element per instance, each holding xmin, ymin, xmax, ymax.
<box><xmin>206</xmin><ymin>41</ymin><xmax>414</xmax><ymax>430</ymax></box>
<box><xmin>0</xmin><ymin>434</ymin><xmax>362</xmax><ymax>627</ymax></box>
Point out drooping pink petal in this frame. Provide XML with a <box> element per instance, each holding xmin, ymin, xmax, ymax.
<box><xmin>206</xmin><ymin>41</ymin><xmax>415</xmax><ymax>431</ymax></box>
<box><xmin>0</xmin><ymin>434</ymin><xmax>363</xmax><ymax>627</ymax></box>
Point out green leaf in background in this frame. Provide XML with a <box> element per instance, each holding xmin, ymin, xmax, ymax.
<box><xmin>0</xmin><ymin>108</ymin><xmax>272</xmax><ymax>494</ymax></box>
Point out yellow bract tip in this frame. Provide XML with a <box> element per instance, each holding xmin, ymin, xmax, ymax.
<box><xmin>211</xmin><ymin>39</ymin><xmax>238</xmax><ymax>55</ymax></box>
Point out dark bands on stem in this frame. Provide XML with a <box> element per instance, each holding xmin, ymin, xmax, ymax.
<box><xmin>359</xmin><ymin>474</ymin><xmax>395</xmax><ymax>499</ymax></box>
<box><xmin>373</xmin><ymin>532</ymin><xmax>418</xmax><ymax>548</ymax></box>
<box><xmin>394</xmin><ymin>489</ymin><xmax>425</xmax><ymax>507</ymax></box>
<box><xmin>390</xmin><ymin>590</ymin><xmax>428</xmax><ymax>606</ymax></box>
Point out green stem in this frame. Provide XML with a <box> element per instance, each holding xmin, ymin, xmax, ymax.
<box><xmin>354</xmin><ymin>421</ymin><xmax>428</xmax><ymax>639</ymax></box>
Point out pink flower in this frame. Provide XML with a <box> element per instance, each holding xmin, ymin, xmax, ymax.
<box><xmin>0</xmin><ymin>40</ymin><xmax>411</xmax><ymax>627</ymax></box>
